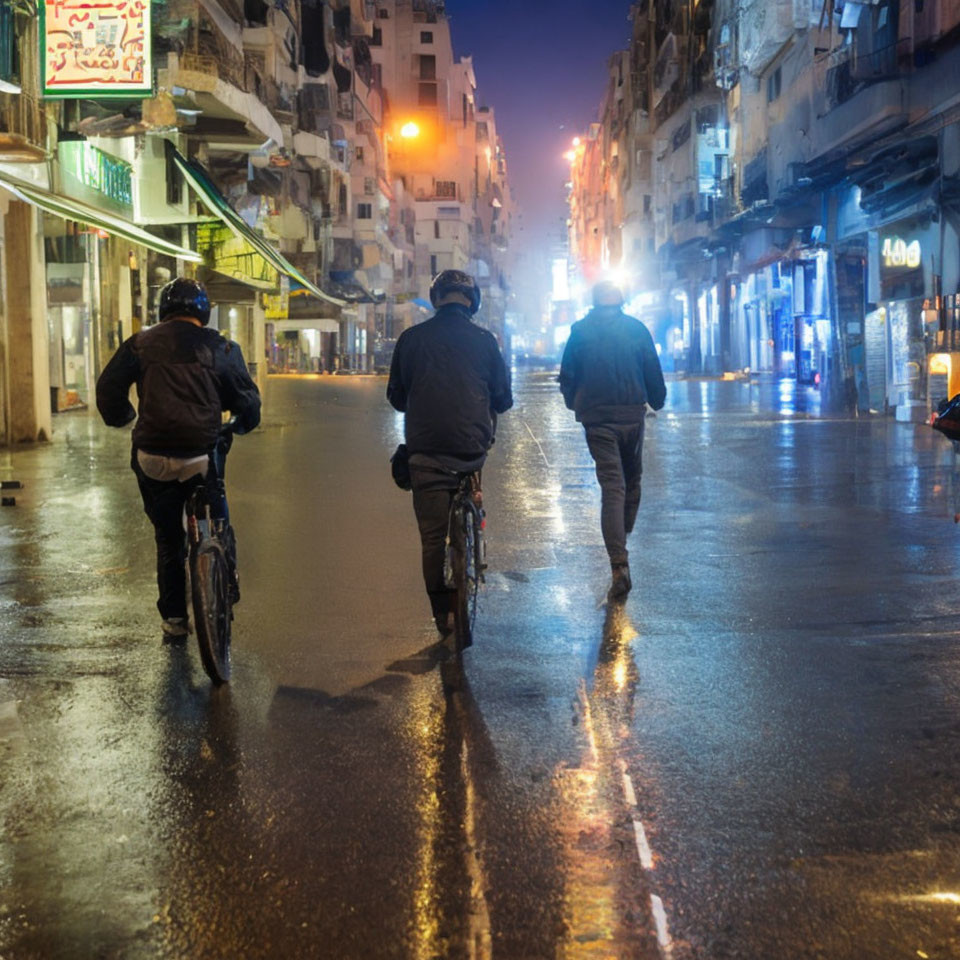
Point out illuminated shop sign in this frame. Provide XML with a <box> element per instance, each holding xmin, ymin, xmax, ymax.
<box><xmin>40</xmin><ymin>0</ymin><xmax>152</xmax><ymax>99</ymax></box>
<box><xmin>882</xmin><ymin>236</ymin><xmax>921</xmax><ymax>270</ymax></box>
<box><xmin>59</xmin><ymin>141</ymin><xmax>132</xmax><ymax>208</ymax></box>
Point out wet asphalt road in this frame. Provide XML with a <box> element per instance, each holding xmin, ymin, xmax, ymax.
<box><xmin>2</xmin><ymin>371</ymin><xmax>960</xmax><ymax>959</ymax></box>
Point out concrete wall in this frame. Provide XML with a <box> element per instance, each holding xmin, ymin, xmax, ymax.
<box><xmin>5</xmin><ymin>199</ymin><xmax>51</xmax><ymax>443</ymax></box>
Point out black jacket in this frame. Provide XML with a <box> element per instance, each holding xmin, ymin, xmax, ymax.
<box><xmin>96</xmin><ymin>320</ymin><xmax>261</xmax><ymax>457</ymax></box>
<box><xmin>387</xmin><ymin>304</ymin><xmax>513</xmax><ymax>467</ymax></box>
<box><xmin>558</xmin><ymin>306</ymin><xmax>666</xmax><ymax>425</ymax></box>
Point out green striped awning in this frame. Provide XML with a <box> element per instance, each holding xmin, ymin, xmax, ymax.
<box><xmin>0</xmin><ymin>171</ymin><xmax>202</xmax><ymax>262</ymax></box>
<box><xmin>168</xmin><ymin>144</ymin><xmax>344</xmax><ymax>307</ymax></box>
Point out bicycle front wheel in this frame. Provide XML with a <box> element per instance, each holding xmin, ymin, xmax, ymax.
<box><xmin>191</xmin><ymin>539</ymin><xmax>233</xmax><ymax>684</ymax></box>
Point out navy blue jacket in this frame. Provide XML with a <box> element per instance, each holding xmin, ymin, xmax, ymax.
<box><xmin>387</xmin><ymin>304</ymin><xmax>512</xmax><ymax>467</ymax></box>
<box><xmin>96</xmin><ymin>320</ymin><xmax>261</xmax><ymax>457</ymax></box>
<box><xmin>559</xmin><ymin>306</ymin><xmax>666</xmax><ymax>425</ymax></box>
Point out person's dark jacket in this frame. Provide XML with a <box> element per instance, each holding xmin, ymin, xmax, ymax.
<box><xmin>387</xmin><ymin>303</ymin><xmax>513</xmax><ymax>466</ymax></box>
<box><xmin>558</xmin><ymin>306</ymin><xmax>666</xmax><ymax>425</ymax></box>
<box><xmin>96</xmin><ymin>320</ymin><xmax>261</xmax><ymax>457</ymax></box>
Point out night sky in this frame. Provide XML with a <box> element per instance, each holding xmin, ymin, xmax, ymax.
<box><xmin>448</xmin><ymin>0</ymin><xmax>634</xmax><ymax>249</ymax></box>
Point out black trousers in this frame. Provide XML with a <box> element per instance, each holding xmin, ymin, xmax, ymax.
<box><xmin>410</xmin><ymin>465</ymin><xmax>460</xmax><ymax>623</ymax></box>
<box><xmin>133</xmin><ymin>458</ymin><xmax>194</xmax><ymax>620</ymax></box>
<box><xmin>584</xmin><ymin>419</ymin><xmax>646</xmax><ymax>566</ymax></box>
<box><xmin>132</xmin><ymin>455</ymin><xmax>228</xmax><ymax>621</ymax></box>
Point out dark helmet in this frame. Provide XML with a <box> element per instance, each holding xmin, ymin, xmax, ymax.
<box><xmin>158</xmin><ymin>277</ymin><xmax>211</xmax><ymax>325</ymax></box>
<box><xmin>429</xmin><ymin>269</ymin><xmax>481</xmax><ymax>315</ymax></box>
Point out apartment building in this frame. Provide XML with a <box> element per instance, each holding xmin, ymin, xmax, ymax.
<box><xmin>569</xmin><ymin>0</ymin><xmax>960</xmax><ymax>414</ymax></box>
<box><xmin>0</xmin><ymin>0</ymin><xmax>513</xmax><ymax>445</ymax></box>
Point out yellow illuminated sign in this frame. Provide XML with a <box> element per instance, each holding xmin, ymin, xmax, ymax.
<box><xmin>40</xmin><ymin>0</ymin><xmax>153</xmax><ymax>99</ymax></box>
<box><xmin>882</xmin><ymin>236</ymin><xmax>921</xmax><ymax>270</ymax></box>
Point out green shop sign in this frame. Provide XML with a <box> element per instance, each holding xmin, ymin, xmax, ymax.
<box><xmin>59</xmin><ymin>141</ymin><xmax>133</xmax><ymax>212</ymax></box>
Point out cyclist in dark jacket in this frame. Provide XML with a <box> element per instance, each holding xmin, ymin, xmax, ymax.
<box><xmin>388</xmin><ymin>269</ymin><xmax>512</xmax><ymax>636</ymax></box>
<box><xmin>96</xmin><ymin>278</ymin><xmax>260</xmax><ymax>638</ymax></box>
<box><xmin>559</xmin><ymin>280</ymin><xmax>666</xmax><ymax>602</ymax></box>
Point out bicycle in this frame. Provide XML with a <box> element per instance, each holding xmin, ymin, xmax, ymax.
<box><xmin>443</xmin><ymin>471</ymin><xmax>486</xmax><ymax>654</ymax></box>
<box><xmin>186</xmin><ymin>418</ymin><xmax>240</xmax><ymax>685</ymax></box>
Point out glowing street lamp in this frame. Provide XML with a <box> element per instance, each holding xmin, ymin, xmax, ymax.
<box><xmin>572</xmin><ymin>136</ymin><xmax>581</xmax><ymax>147</ymax></box>
<box><xmin>400</xmin><ymin>121</ymin><xmax>420</xmax><ymax>139</ymax></box>
<box><xmin>564</xmin><ymin>150</ymin><xmax>576</xmax><ymax>163</ymax></box>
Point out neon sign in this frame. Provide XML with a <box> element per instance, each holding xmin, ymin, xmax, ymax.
<box><xmin>59</xmin><ymin>141</ymin><xmax>132</xmax><ymax>208</ymax></box>
<box><xmin>40</xmin><ymin>0</ymin><xmax>153</xmax><ymax>99</ymax></box>
<box><xmin>882</xmin><ymin>236</ymin><xmax>922</xmax><ymax>270</ymax></box>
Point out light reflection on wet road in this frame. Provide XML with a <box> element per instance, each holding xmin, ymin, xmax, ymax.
<box><xmin>2</xmin><ymin>372</ymin><xmax>960</xmax><ymax>958</ymax></box>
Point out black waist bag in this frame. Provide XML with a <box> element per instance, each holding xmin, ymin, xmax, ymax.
<box><xmin>933</xmin><ymin>394</ymin><xmax>960</xmax><ymax>442</ymax></box>
<box><xmin>391</xmin><ymin>443</ymin><xmax>412</xmax><ymax>490</ymax></box>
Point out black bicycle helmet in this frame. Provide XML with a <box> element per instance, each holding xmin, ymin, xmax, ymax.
<box><xmin>158</xmin><ymin>277</ymin><xmax>211</xmax><ymax>325</ymax></box>
<box><xmin>429</xmin><ymin>269</ymin><xmax>481</xmax><ymax>315</ymax></box>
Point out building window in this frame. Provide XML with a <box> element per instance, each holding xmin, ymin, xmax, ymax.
<box><xmin>371</xmin><ymin>25</ymin><xmax>382</xmax><ymax>46</ymax></box>
<box><xmin>355</xmin><ymin>146</ymin><xmax>364</xmax><ymax>161</ymax></box>
<box><xmin>357</xmin><ymin>202</ymin><xmax>372</xmax><ymax>219</ymax></box>
<box><xmin>767</xmin><ymin>66</ymin><xmax>782</xmax><ymax>102</ymax></box>
<box><xmin>377</xmin><ymin>8</ymin><xmax>389</xmax><ymax>17</ymax></box>
<box><xmin>435</xmin><ymin>180</ymin><xmax>456</xmax><ymax>199</ymax></box>
<box><xmin>418</xmin><ymin>82</ymin><xmax>438</xmax><ymax>106</ymax></box>
<box><xmin>434</xmin><ymin>221</ymin><xmax>440</xmax><ymax>239</ymax></box>
<box><xmin>430</xmin><ymin>254</ymin><xmax>438</xmax><ymax>275</ymax></box>
<box><xmin>420</xmin><ymin>30</ymin><xmax>433</xmax><ymax>43</ymax></box>
<box><xmin>419</xmin><ymin>54</ymin><xmax>436</xmax><ymax>80</ymax></box>
<box><xmin>0</xmin><ymin>3</ymin><xmax>19</xmax><ymax>85</ymax></box>
<box><xmin>166</xmin><ymin>150</ymin><xmax>182</xmax><ymax>206</ymax></box>
<box><xmin>643</xmin><ymin>194</ymin><xmax>651</xmax><ymax>214</ymax></box>
<box><xmin>338</xmin><ymin>183</ymin><xmax>348</xmax><ymax>216</ymax></box>
<box><xmin>672</xmin><ymin>122</ymin><xmax>691</xmax><ymax>152</ymax></box>
<box><xmin>364</xmin><ymin>177</ymin><xmax>375</xmax><ymax>195</ymax></box>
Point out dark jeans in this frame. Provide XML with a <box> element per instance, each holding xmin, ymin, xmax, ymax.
<box><xmin>133</xmin><ymin>454</ymin><xmax>228</xmax><ymax>620</ymax></box>
<box><xmin>410</xmin><ymin>465</ymin><xmax>461</xmax><ymax>623</ymax></box>
<box><xmin>585</xmin><ymin>419</ymin><xmax>646</xmax><ymax>566</ymax></box>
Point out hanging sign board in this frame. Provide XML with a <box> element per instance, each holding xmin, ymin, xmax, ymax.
<box><xmin>40</xmin><ymin>0</ymin><xmax>153</xmax><ymax>99</ymax></box>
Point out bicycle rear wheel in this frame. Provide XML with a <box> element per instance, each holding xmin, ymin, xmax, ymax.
<box><xmin>451</xmin><ymin>502</ymin><xmax>482</xmax><ymax>653</ymax></box>
<box><xmin>191</xmin><ymin>538</ymin><xmax>233</xmax><ymax>684</ymax></box>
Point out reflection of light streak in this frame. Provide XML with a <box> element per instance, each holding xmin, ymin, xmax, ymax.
<box><xmin>461</xmin><ymin>739</ymin><xmax>492</xmax><ymax>960</ymax></box>
<box><xmin>896</xmin><ymin>892</ymin><xmax>960</xmax><ymax>905</ymax></box>
<box><xmin>408</xmin><ymin>685</ymin><xmax>443</xmax><ymax>960</ymax></box>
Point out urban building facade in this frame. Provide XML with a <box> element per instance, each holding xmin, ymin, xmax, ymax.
<box><xmin>569</xmin><ymin>0</ymin><xmax>960</xmax><ymax>414</ymax></box>
<box><xmin>0</xmin><ymin>0</ymin><xmax>514</xmax><ymax>446</ymax></box>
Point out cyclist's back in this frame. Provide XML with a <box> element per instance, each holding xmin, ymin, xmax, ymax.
<box><xmin>96</xmin><ymin>278</ymin><xmax>260</xmax><ymax>638</ymax></box>
<box><xmin>389</xmin><ymin>305</ymin><xmax>510</xmax><ymax>471</ymax></box>
<box><xmin>387</xmin><ymin>270</ymin><xmax>512</xmax><ymax>636</ymax></box>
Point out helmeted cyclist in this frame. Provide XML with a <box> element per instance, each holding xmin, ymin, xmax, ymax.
<box><xmin>387</xmin><ymin>269</ymin><xmax>513</xmax><ymax>637</ymax></box>
<box><xmin>96</xmin><ymin>278</ymin><xmax>261</xmax><ymax>638</ymax></box>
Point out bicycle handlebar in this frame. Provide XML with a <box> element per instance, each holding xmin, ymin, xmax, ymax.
<box><xmin>220</xmin><ymin>416</ymin><xmax>239</xmax><ymax>437</ymax></box>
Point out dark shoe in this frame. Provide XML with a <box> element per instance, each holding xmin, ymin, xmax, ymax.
<box><xmin>607</xmin><ymin>564</ymin><xmax>632</xmax><ymax>603</ymax></box>
<box><xmin>435</xmin><ymin>610</ymin><xmax>454</xmax><ymax>638</ymax></box>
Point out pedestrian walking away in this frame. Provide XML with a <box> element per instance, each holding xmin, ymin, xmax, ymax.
<box><xmin>387</xmin><ymin>269</ymin><xmax>513</xmax><ymax>638</ymax></box>
<box><xmin>95</xmin><ymin>278</ymin><xmax>261</xmax><ymax>639</ymax></box>
<box><xmin>558</xmin><ymin>280</ymin><xmax>666</xmax><ymax>602</ymax></box>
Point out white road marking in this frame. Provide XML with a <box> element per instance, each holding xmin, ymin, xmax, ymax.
<box><xmin>650</xmin><ymin>894</ymin><xmax>672</xmax><ymax>954</ymax></box>
<box><xmin>620</xmin><ymin>764</ymin><xmax>638</xmax><ymax>808</ymax></box>
<box><xmin>522</xmin><ymin>419</ymin><xmax>552</xmax><ymax>469</ymax></box>
<box><xmin>633</xmin><ymin>818</ymin><xmax>654</xmax><ymax>870</ymax></box>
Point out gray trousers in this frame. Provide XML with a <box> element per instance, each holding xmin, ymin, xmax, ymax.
<box><xmin>585</xmin><ymin>419</ymin><xmax>645</xmax><ymax>566</ymax></box>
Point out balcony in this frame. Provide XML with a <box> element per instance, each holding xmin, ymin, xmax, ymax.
<box><xmin>851</xmin><ymin>37</ymin><xmax>912</xmax><ymax>83</ymax></box>
<box><xmin>0</xmin><ymin>93</ymin><xmax>49</xmax><ymax>162</ymax></box>
<box><xmin>161</xmin><ymin>52</ymin><xmax>282</xmax><ymax>148</ymax></box>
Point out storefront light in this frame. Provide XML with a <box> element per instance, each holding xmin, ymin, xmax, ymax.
<box><xmin>930</xmin><ymin>353</ymin><xmax>951</xmax><ymax>377</ymax></box>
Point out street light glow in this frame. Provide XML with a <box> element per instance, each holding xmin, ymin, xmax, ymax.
<box><xmin>573</xmin><ymin>137</ymin><xmax>581</xmax><ymax>147</ymax></box>
<box><xmin>400</xmin><ymin>121</ymin><xmax>420</xmax><ymax>139</ymax></box>
<box><xmin>564</xmin><ymin>150</ymin><xmax>576</xmax><ymax>163</ymax></box>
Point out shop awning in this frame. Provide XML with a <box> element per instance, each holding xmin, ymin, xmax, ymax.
<box><xmin>168</xmin><ymin>144</ymin><xmax>345</xmax><ymax>307</ymax></box>
<box><xmin>0</xmin><ymin>171</ymin><xmax>202</xmax><ymax>262</ymax></box>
